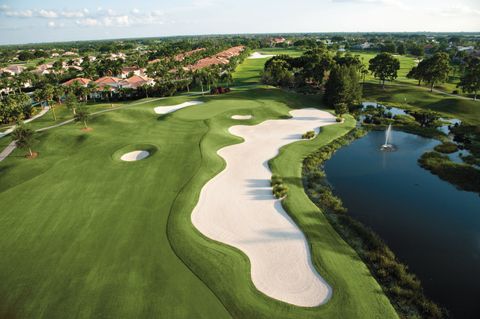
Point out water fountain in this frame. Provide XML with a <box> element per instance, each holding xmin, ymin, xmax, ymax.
<box><xmin>380</xmin><ymin>124</ymin><xmax>396</xmax><ymax>151</ymax></box>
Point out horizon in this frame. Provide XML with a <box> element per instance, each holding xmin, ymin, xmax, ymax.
<box><xmin>1</xmin><ymin>0</ymin><xmax>479</xmax><ymax>45</ymax></box>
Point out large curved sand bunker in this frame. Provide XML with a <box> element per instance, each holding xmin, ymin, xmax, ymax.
<box><xmin>154</xmin><ymin>101</ymin><xmax>203</xmax><ymax>115</ymax></box>
<box><xmin>191</xmin><ymin>108</ymin><xmax>336</xmax><ymax>307</ymax></box>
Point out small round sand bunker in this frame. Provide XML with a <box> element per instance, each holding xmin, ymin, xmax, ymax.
<box><xmin>120</xmin><ymin>150</ymin><xmax>150</xmax><ymax>162</ymax></box>
<box><xmin>231</xmin><ymin>115</ymin><xmax>253</xmax><ymax>120</ymax></box>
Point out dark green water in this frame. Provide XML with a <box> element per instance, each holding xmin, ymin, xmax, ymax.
<box><xmin>324</xmin><ymin>130</ymin><xmax>480</xmax><ymax>318</ymax></box>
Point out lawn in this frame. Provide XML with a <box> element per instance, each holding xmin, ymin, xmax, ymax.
<box><xmin>350</xmin><ymin>50</ymin><xmax>464</xmax><ymax>95</ymax></box>
<box><xmin>363</xmin><ymin>83</ymin><xmax>480</xmax><ymax>125</ymax></box>
<box><xmin>0</xmin><ymin>55</ymin><xmax>398</xmax><ymax>318</ymax></box>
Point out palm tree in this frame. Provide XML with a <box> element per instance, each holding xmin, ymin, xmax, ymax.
<box><xmin>139</xmin><ymin>84</ymin><xmax>150</xmax><ymax>98</ymax></box>
<box><xmin>11</xmin><ymin>123</ymin><xmax>36</xmax><ymax>157</ymax></box>
<box><xmin>65</xmin><ymin>92</ymin><xmax>78</xmax><ymax>115</ymax></box>
<box><xmin>87</xmin><ymin>82</ymin><xmax>99</xmax><ymax>102</ymax></box>
<box><xmin>74</xmin><ymin>106</ymin><xmax>90</xmax><ymax>129</ymax></box>
<box><xmin>42</xmin><ymin>84</ymin><xmax>56</xmax><ymax>121</ymax></box>
<box><xmin>221</xmin><ymin>71</ymin><xmax>233</xmax><ymax>88</ymax></box>
<box><xmin>52</xmin><ymin>85</ymin><xmax>64</xmax><ymax>105</ymax></box>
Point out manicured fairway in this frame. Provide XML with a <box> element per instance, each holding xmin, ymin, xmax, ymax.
<box><xmin>0</xmin><ymin>52</ymin><xmax>398</xmax><ymax>319</ymax></box>
<box><xmin>363</xmin><ymin>83</ymin><xmax>480</xmax><ymax>125</ymax></box>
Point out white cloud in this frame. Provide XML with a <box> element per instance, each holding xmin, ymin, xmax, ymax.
<box><xmin>61</xmin><ymin>10</ymin><xmax>86</xmax><ymax>18</ymax></box>
<box><xmin>331</xmin><ymin>0</ymin><xmax>408</xmax><ymax>8</ymax></box>
<box><xmin>433</xmin><ymin>5</ymin><xmax>480</xmax><ymax>17</ymax></box>
<box><xmin>5</xmin><ymin>9</ymin><xmax>34</xmax><ymax>18</ymax></box>
<box><xmin>103</xmin><ymin>15</ymin><xmax>130</xmax><ymax>27</ymax></box>
<box><xmin>76</xmin><ymin>18</ymin><xmax>101</xmax><ymax>27</ymax></box>
<box><xmin>37</xmin><ymin>9</ymin><xmax>58</xmax><ymax>18</ymax></box>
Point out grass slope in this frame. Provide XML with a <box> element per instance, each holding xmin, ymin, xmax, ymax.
<box><xmin>363</xmin><ymin>83</ymin><xmax>480</xmax><ymax>125</ymax></box>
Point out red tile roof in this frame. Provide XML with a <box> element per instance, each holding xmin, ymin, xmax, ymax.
<box><xmin>62</xmin><ymin>77</ymin><xmax>91</xmax><ymax>87</ymax></box>
<box><xmin>188</xmin><ymin>46</ymin><xmax>245</xmax><ymax>71</ymax></box>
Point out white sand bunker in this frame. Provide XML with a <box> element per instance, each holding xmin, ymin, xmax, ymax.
<box><xmin>120</xmin><ymin>150</ymin><xmax>150</xmax><ymax>162</ymax></box>
<box><xmin>154</xmin><ymin>101</ymin><xmax>204</xmax><ymax>115</ymax></box>
<box><xmin>231</xmin><ymin>114</ymin><xmax>253</xmax><ymax>120</ymax></box>
<box><xmin>248</xmin><ymin>52</ymin><xmax>275</xmax><ymax>59</ymax></box>
<box><xmin>191</xmin><ymin>109</ymin><xmax>336</xmax><ymax>307</ymax></box>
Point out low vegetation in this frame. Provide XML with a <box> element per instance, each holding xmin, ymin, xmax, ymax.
<box><xmin>302</xmin><ymin>131</ymin><xmax>315</xmax><ymax>139</ymax></box>
<box><xmin>271</xmin><ymin>174</ymin><xmax>288</xmax><ymax>198</ymax></box>
<box><xmin>434</xmin><ymin>142</ymin><xmax>458</xmax><ymax>154</ymax></box>
<box><xmin>419</xmin><ymin>152</ymin><xmax>480</xmax><ymax>194</ymax></box>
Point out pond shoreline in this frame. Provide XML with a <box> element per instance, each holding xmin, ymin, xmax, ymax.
<box><xmin>302</xmin><ymin>128</ymin><xmax>447</xmax><ymax>318</ymax></box>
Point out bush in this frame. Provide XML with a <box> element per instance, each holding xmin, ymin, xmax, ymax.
<box><xmin>302</xmin><ymin>131</ymin><xmax>315</xmax><ymax>139</ymax></box>
<box><xmin>434</xmin><ymin>142</ymin><xmax>458</xmax><ymax>154</ymax></box>
<box><xmin>452</xmin><ymin>90</ymin><xmax>459</xmax><ymax>94</ymax></box>
<box><xmin>210</xmin><ymin>87</ymin><xmax>231</xmax><ymax>95</ymax></box>
<box><xmin>336</xmin><ymin>117</ymin><xmax>342</xmax><ymax>122</ymax></box>
<box><xmin>272</xmin><ymin>184</ymin><xmax>288</xmax><ymax>199</ymax></box>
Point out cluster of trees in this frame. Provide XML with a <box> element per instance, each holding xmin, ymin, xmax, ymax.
<box><xmin>407</xmin><ymin>52</ymin><xmax>451</xmax><ymax>91</ymax></box>
<box><xmin>262</xmin><ymin>49</ymin><xmax>366</xmax><ymax>114</ymax></box>
<box><xmin>0</xmin><ymin>92</ymin><xmax>33</xmax><ymax>124</ymax></box>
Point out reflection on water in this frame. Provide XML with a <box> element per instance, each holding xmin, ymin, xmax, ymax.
<box><xmin>325</xmin><ymin>130</ymin><xmax>480</xmax><ymax>318</ymax></box>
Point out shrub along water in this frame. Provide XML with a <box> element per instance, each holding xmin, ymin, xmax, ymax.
<box><xmin>302</xmin><ymin>128</ymin><xmax>447</xmax><ymax>319</ymax></box>
<box><xmin>419</xmin><ymin>152</ymin><xmax>480</xmax><ymax>195</ymax></box>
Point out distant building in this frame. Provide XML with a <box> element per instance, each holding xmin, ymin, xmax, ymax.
<box><xmin>94</xmin><ymin>77</ymin><xmax>122</xmax><ymax>91</ymax></box>
<box><xmin>271</xmin><ymin>37</ymin><xmax>286</xmax><ymax>45</ymax></box>
<box><xmin>62</xmin><ymin>77</ymin><xmax>92</xmax><ymax>87</ymax></box>
<box><xmin>63</xmin><ymin>51</ymin><xmax>77</xmax><ymax>57</ymax></box>
<box><xmin>1</xmin><ymin>65</ymin><xmax>25</xmax><ymax>75</ymax></box>
<box><xmin>457</xmin><ymin>46</ymin><xmax>475</xmax><ymax>52</ymax></box>
<box><xmin>120</xmin><ymin>67</ymin><xmax>144</xmax><ymax>79</ymax></box>
<box><xmin>353</xmin><ymin>42</ymin><xmax>373</xmax><ymax>50</ymax></box>
<box><xmin>119</xmin><ymin>75</ymin><xmax>155</xmax><ymax>89</ymax></box>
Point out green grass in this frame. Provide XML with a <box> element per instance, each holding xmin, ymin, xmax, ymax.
<box><xmin>363</xmin><ymin>83</ymin><xmax>480</xmax><ymax>125</ymax></box>
<box><xmin>0</xmin><ymin>83</ymin><xmax>399</xmax><ymax>318</ymax></box>
<box><xmin>350</xmin><ymin>51</ymin><xmax>464</xmax><ymax>95</ymax></box>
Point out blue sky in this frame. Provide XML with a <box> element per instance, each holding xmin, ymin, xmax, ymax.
<box><xmin>0</xmin><ymin>0</ymin><xmax>479</xmax><ymax>44</ymax></box>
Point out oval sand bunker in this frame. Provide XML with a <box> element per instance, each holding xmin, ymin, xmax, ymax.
<box><xmin>120</xmin><ymin>150</ymin><xmax>150</xmax><ymax>162</ymax></box>
<box><xmin>231</xmin><ymin>115</ymin><xmax>253</xmax><ymax>120</ymax></box>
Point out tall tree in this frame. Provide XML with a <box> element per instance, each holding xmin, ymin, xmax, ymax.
<box><xmin>458</xmin><ymin>57</ymin><xmax>480</xmax><ymax>100</ymax></box>
<box><xmin>11</xmin><ymin>123</ymin><xmax>36</xmax><ymax>157</ymax></box>
<box><xmin>407</xmin><ymin>66</ymin><xmax>422</xmax><ymax>86</ymax></box>
<box><xmin>324</xmin><ymin>65</ymin><xmax>362</xmax><ymax>109</ymax></box>
<box><xmin>416</xmin><ymin>52</ymin><xmax>451</xmax><ymax>92</ymax></box>
<box><xmin>74</xmin><ymin>106</ymin><xmax>90</xmax><ymax>129</ymax></box>
<box><xmin>65</xmin><ymin>92</ymin><xmax>78</xmax><ymax>115</ymax></box>
<box><xmin>368</xmin><ymin>53</ymin><xmax>400</xmax><ymax>89</ymax></box>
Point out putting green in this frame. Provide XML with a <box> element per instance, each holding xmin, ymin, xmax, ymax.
<box><xmin>0</xmin><ymin>53</ymin><xmax>399</xmax><ymax>319</ymax></box>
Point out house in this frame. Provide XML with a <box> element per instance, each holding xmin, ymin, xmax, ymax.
<box><xmin>120</xmin><ymin>67</ymin><xmax>144</xmax><ymax>79</ymax></box>
<box><xmin>63</xmin><ymin>51</ymin><xmax>77</xmax><ymax>57</ymax></box>
<box><xmin>271</xmin><ymin>37</ymin><xmax>286</xmax><ymax>45</ymax></box>
<box><xmin>94</xmin><ymin>77</ymin><xmax>122</xmax><ymax>91</ymax></box>
<box><xmin>33</xmin><ymin>63</ymin><xmax>54</xmax><ymax>75</ymax></box>
<box><xmin>174</xmin><ymin>48</ymin><xmax>206</xmax><ymax>61</ymax></box>
<box><xmin>457</xmin><ymin>46</ymin><xmax>475</xmax><ymax>52</ymax></box>
<box><xmin>64</xmin><ymin>65</ymin><xmax>83</xmax><ymax>72</ymax></box>
<box><xmin>187</xmin><ymin>46</ymin><xmax>245</xmax><ymax>71</ymax></box>
<box><xmin>62</xmin><ymin>78</ymin><xmax>91</xmax><ymax>87</ymax></box>
<box><xmin>109</xmin><ymin>53</ymin><xmax>126</xmax><ymax>60</ymax></box>
<box><xmin>353</xmin><ymin>42</ymin><xmax>373</xmax><ymax>50</ymax></box>
<box><xmin>1</xmin><ymin>65</ymin><xmax>25</xmax><ymax>75</ymax></box>
<box><xmin>119</xmin><ymin>75</ymin><xmax>155</xmax><ymax>89</ymax></box>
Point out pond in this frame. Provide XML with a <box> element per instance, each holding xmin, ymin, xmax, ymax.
<box><xmin>324</xmin><ymin>130</ymin><xmax>480</xmax><ymax>318</ymax></box>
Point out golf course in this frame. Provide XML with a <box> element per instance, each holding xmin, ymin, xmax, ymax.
<box><xmin>0</xmin><ymin>52</ymin><xmax>403</xmax><ymax>318</ymax></box>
